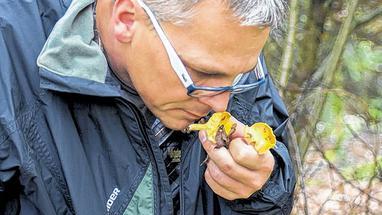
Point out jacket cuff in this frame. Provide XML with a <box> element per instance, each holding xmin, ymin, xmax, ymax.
<box><xmin>226</xmin><ymin>141</ymin><xmax>296</xmax><ymax>214</ymax></box>
<box><xmin>255</xmin><ymin>145</ymin><xmax>289</xmax><ymax>205</ymax></box>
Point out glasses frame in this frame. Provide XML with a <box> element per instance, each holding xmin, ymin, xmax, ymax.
<box><xmin>137</xmin><ymin>0</ymin><xmax>266</xmax><ymax>97</ymax></box>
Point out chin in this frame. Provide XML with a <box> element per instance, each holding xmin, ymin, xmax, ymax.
<box><xmin>161</xmin><ymin>118</ymin><xmax>194</xmax><ymax>131</ymax></box>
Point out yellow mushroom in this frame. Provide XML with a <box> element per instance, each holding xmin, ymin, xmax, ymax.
<box><xmin>187</xmin><ymin>112</ymin><xmax>276</xmax><ymax>154</ymax></box>
<box><xmin>244</xmin><ymin>123</ymin><xmax>276</xmax><ymax>154</ymax></box>
<box><xmin>187</xmin><ymin>112</ymin><xmax>235</xmax><ymax>142</ymax></box>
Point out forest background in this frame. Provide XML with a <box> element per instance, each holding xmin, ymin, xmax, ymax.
<box><xmin>264</xmin><ymin>0</ymin><xmax>382</xmax><ymax>214</ymax></box>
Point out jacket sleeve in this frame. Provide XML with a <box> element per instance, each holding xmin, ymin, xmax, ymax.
<box><xmin>0</xmin><ymin>0</ymin><xmax>70</xmax><ymax>213</ymax></box>
<box><xmin>0</xmin><ymin>19</ymin><xmax>24</xmax><ymax>214</ymax></box>
<box><xmin>225</xmin><ymin>54</ymin><xmax>296</xmax><ymax>214</ymax></box>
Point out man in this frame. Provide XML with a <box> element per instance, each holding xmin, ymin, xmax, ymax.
<box><xmin>0</xmin><ymin>0</ymin><xmax>295</xmax><ymax>214</ymax></box>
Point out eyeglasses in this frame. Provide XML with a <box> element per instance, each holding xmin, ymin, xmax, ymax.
<box><xmin>137</xmin><ymin>0</ymin><xmax>266</xmax><ymax>97</ymax></box>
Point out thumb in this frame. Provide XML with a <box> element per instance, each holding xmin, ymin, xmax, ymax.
<box><xmin>198</xmin><ymin>130</ymin><xmax>216</xmax><ymax>154</ymax></box>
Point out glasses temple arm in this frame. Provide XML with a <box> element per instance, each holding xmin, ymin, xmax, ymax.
<box><xmin>137</xmin><ymin>0</ymin><xmax>193</xmax><ymax>88</ymax></box>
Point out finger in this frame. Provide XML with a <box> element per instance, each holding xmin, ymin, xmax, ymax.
<box><xmin>229</xmin><ymin>138</ymin><xmax>275</xmax><ymax>171</ymax></box>
<box><xmin>204</xmin><ymin>168</ymin><xmax>239</xmax><ymax>200</ymax></box>
<box><xmin>199</xmin><ymin>128</ymin><xmax>270</xmax><ymax>189</ymax></box>
<box><xmin>200</xmin><ymin>136</ymin><xmax>261</xmax><ymax>187</ymax></box>
<box><xmin>227</xmin><ymin>116</ymin><xmax>246</xmax><ymax>138</ymax></box>
<box><xmin>207</xmin><ymin>160</ymin><xmax>253</xmax><ymax>197</ymax></box>
<box><xmin>199</xmin><ymin>130</ymin><xmax>235</xmax><ymax>166</ymax></box>
<box><xmin>199</xmin><ymin>130</ymin><xmax>220</xmax><ymax>154</ymax></box>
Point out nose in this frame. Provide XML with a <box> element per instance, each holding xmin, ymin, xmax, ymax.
<box><xmin>197</xmin><ymin>92</ymin><xmax>231</xmax><ymax>113</ymax></box>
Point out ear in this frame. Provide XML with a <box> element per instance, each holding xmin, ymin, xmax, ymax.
<box><xmin>112</xmin><ymin>0</ymin><xmax>138</xmax><ymax>43</ymax></box>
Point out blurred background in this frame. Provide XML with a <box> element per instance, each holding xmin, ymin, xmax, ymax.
<box><xmin>263</xmin><ymin>0</ymin><xmax>382</xmax><ymax>214</ymax></box>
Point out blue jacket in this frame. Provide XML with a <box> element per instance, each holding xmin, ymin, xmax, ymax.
<box><xmin>0</xmin><ymin>0</ymin><xmax>295</xmax><ymax>214</ymax></box>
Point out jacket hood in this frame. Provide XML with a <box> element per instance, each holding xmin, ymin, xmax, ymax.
<box><xmin>36</xmin><ymin>0</ymin><xmax>160</xmax><ymax>126</ymax></box>
<box><xmin>37</xmin><ymin>0</ymin><xmax>105</xmax><ymax>83</ymax></box>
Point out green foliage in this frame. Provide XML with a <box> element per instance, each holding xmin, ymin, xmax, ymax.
<box><xmin>320</xmin><ymin>93</ymin><xmax>344</xmax><ymax>134</ymax></box>
<box><xmin>342</xmin><ymin>41</ymin><xmax>382</xmax><ymax>122</ymax></box>
<box><xmin>342</xmin><ymin>157</ymin><xmax>382</xmax><ymax>181</ymax></box>
<box><xmin>343</xmin><ymin>41</ymin><xmax>382</xmax><ymax>80</ymax></box>
<box><xmin>266</xmin><ymin>0</ymin><xmax>382</xmax><ymax>212</ymax></box>
<box><xmin>324</xmin><ymin>149</ymin><xmax>338</xmax><ymax>162</ymax></box>
<box><xmin>319</xmin><ymin>93</ymin><xmax>348</xmax><ymax>162</ymax></box>
<box><xmin>305</xmin><ymin>178</ymin><xmax>326</xmax><ymax>186</ymax></box>
<box><xmin>369</xmin><ymin>98</ymin><xmax>382</xmax><ymax>121</ymax></box>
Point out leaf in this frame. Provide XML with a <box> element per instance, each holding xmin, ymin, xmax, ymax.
<box><xmin>342</xmin><ymin>157</ymin><xmax>382</xmax><ymax>181</ymax></box>
<box><xmin>324</xmin><ymin>149</ymin><xmax>337</xmax><ymax>162</ymax></box>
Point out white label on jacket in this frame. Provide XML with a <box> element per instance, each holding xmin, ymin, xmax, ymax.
<box><xmin>106</xmin><ymin>187</ymin><xmax>120</xmax><ymax>212</ymax></box>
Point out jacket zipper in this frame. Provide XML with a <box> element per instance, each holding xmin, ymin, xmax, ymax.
<box><xmin>179</xmin><ymin>132</ymin><xmax>199</xmax><ymax>215</ymax></box>
<box><xmin>180</xmin><ymin>141</ymin><xmax>185</xmax><ymax>215</ymax></box>
<box><xmin>117</xmin><ymin>98</ymin><xmax>172</xmax><ymax>215</ymax></box>
<box><xmin>121</xmin><ymin>100</ymin><xmax>151</xmax><ymax>145</ymax></box>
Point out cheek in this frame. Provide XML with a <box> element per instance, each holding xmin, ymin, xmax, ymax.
<box><xmin>128</xmin><ymin>52</ymin><xmax>187</xmax><ymax>108</ymax></box>
<box><xmin>127</xmin><ymin>31</ymin><xmax>191</xmax><ymax>109</ymax></box>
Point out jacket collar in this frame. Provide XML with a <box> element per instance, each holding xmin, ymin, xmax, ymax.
<box><xmin>37</xmin><ymin>0</ymin><xmax>106</xmax><ymax>87</ymax></box>
<box><xmin>36</xmin><ymin>0</ymin><xmax>163</xmax><ymax>129</ymax></box>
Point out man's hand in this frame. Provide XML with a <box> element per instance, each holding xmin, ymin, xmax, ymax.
<box><xmin>199</xmin><ymin>117</ymin><xmax>275</xmax><ymax>200</ymax></box>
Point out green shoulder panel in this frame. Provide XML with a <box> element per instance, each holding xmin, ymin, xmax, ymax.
<box><xmin>123</xmin><ymin>164</ymin><xmax>154</xmax><ymax>215</ymax></box>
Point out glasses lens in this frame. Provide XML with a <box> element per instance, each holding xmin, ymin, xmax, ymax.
<box><xmin>189</xmin><ymin>89</ymin><xmax>225</xmax><ymax>98</ymax></box>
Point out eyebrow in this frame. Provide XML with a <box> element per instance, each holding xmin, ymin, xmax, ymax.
<box><xmin>181</xmin><ymin>58</ymin><xmax>227</xmax><ymax>76</ymax></box>
<box><xmin>181</xmin><ymin>57</ymin><xmax>258</xmax><ymax>77</ymax></box>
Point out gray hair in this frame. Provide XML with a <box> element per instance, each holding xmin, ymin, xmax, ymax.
<box><xmin>143</xmin><ymin>0</ymin><xmax>287</xmax><ymax>34</ymax></box>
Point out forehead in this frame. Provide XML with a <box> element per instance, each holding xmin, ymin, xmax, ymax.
<box><xmin>161</xmin><ymin>0</ymin><xmax>270</xmax><ymax>73</ymax></box>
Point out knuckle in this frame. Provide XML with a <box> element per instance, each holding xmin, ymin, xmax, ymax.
<box><xmin>207</xmin><ymin>144</ymin><xmax>216</xmax><ymax>153</ymax></box>
<box><xmin>238</xmin><ymin>189</ymin><xmax>252</xmax><ymax>199</ymax></box>
<box><xmin>208</xmin><ymin>167</ymin><xmax>221</xmax><ymax>180</ymax></box>
<box><xmin>211</xmin><ymin>145</ymin><xmax>219</xmax><ymax>152</ymax></box>
<box><xmin>226</xmin><ymin>196</ymin><xmax>236</xmax><ymax>201</ymax></box>
<box><xmin>234</xmin><ymin>149</ymin><xmax>249</xmax><ymax>163</ymax></box>
<box><xmin>263</xmin><ymin>163</ymin><xmax>274</xmax><ymax>174</ymax></box>
<box><xmin>204</xmin><ymin>171</ymin><xmax>212</xmax><ymax>184</ymax></box>
<box><xmin>220</xmin><ymin>161</ymin><xmax>233</xmax><ymax>173</ymax></box>
<box><xmin>230</xmin><ymin>137</ymin><xmax>242</xmax><ymax>145</ymax></box>
<box><xmin>249</xmin><ymin>180</ymin><xmax>262</xmax><ymax>191</ymax></box>
<box><xmin>262</xmin><ymin>154</ymin><xmax>275</xmax><ymax>173</ymax></box>
<box><xmin>242</xmin><ymin>191</ymin><xmax>253</xmax><ymax>199</ymax></box>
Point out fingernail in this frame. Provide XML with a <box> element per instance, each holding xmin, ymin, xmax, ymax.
<box><xmin>200</xmin><ymin>131</ymin><xmax>207</xmax><ymax>143</ymax></box>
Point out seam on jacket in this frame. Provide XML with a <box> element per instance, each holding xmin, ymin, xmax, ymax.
<box><xmin>11</xmin><ymin>99</ymin><xmax>75</xmax><ymax>213</ymax></box>
<box><xmin>0</xmin><ymin>122</ymin><xmax>18</xmax><ymax>147</ymax></box>
<box><xmin>0</xmin><ymin>97</ymin><xmax>42</xmax><ymax>147</ymax></box>
<box><xmin>61</xmin><ymin>0</ymin><xmax>72</xmax><ymax>9</ymax></box>
<box><xmin>0</xmin><ymin>99</ymin><xmax>73</xmax><ymax>212</ymax></box>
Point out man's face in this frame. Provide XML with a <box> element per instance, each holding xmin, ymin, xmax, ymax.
<box><xmin>111</xmin><ymin>0</ymin><xmax>270</xmax><ymax>130</ymax></box>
